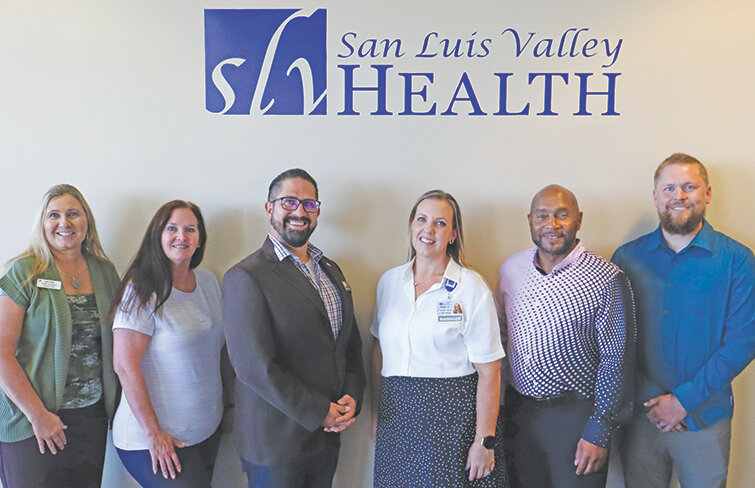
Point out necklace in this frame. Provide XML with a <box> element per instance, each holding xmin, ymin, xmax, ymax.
<box><xmin>56</xmin><ymin>263</ymin><xmax>84</xmax><ymax>289</ymax></box>
<box><xmin>413</xmin><ymin>273</ymin><xmax>444</xmax><ymax>287</ymax></box>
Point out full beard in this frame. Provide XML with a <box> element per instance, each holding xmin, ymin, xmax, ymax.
<box><xmin>659</xmin><ymin>207</ymin><xmax>705</xmax><ymax>235</ymax></box>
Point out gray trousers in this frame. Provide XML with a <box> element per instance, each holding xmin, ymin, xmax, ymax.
<box><xmin>619</xmin><ymin>414</ymin><xmax>730</xmax><ymax>488</ymax></box>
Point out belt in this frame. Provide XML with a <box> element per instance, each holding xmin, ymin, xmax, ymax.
<box><xmin>509</xmin><ymin>386</ymin><xmax>592</xmax><ymax>408</ymax></box>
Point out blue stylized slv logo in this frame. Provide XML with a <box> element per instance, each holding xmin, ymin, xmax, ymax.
<box><xmin>204</xmin><ymin>9</ymin><xmax>327</xmax><ymax>115</ymax></box>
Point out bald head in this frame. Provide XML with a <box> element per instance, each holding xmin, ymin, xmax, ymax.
<box><xmin>528</xmin><ymin>184</ymin><xmax>583</xmax><ymax>271</ymax></box>
<box><xmin>530</xmin><ymin>184</ymin><xmax>580</xmax><ymax>215</ymax></box>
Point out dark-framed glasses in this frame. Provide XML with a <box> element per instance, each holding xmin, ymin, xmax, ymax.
<box><xmin>270</xmin><ymin>197</ymin><xmax>321</xmax><ymax>213</ymax></box>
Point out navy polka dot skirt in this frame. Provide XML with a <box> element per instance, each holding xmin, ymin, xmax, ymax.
<box><xmin>374</xmin><ymin>373</ymin><xmax>509</xmax><ymax>488</ymax></box>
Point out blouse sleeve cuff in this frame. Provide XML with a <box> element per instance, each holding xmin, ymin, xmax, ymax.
<box><xmin>0</xmin><ymin>274</ymin><xmax>29</xmax><ymax>310</ymax></box>
<box><xmin>468</xmin><ymin>349</ymin><xmax>505</xmax><ymax>364</ymax></box>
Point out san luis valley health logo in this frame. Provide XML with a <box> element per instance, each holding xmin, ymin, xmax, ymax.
<box><xmin>204</xmin><ymin>9</ymin><xmax>327</xmax><ymax>115</ymax></box>
<box><xmin>205</xmin><ymin>8</ymin><xmax>624</xmax><ymax>117</ymax></box>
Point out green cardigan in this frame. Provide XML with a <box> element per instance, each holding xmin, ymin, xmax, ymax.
<box><xmin>0</xmin><ymin>254</ymin><xmax>120</xmax><ymax>442</ymax></box>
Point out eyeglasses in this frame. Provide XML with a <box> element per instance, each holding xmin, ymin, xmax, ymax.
<box><xmin>269</xmin><ymin>197</ymin><xmax>321</xmax><ymax>213</ymax></box>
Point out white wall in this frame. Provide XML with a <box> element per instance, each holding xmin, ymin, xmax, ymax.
<box><xmin>1</xmin><ymin>1</ymin><xmax>753</xmax><ymax>486</ymax></box>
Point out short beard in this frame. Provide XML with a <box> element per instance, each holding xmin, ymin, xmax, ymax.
<box><xmin>659</xmin><ymin>208</ymin><xmax>705</xmax><ymax>235</ymax></box>
<box><xmin>533</xmin><ymin>234</ymin><xmax>577</xmax><ymax>259</ymax></box>
<box><xmin>272</xmin><ymin>216</ymin><xmax>315</xmax><ymax>248</ymax></box>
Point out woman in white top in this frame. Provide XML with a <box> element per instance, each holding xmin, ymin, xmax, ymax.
<box><xmin>110</xmin><ymin>201</ymin><xmax>224</xmax><ymax>488</ymax></box>
<box><xmin>371</xmin><ymin>190</ymin><xmax>508</xmax><ymax>487</ymax></box>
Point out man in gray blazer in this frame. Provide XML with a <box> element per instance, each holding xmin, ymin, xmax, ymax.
<box><xmin>223</xmin><ymin>168</ymin><xmax>366</xmax><ymax>488</ymax></box>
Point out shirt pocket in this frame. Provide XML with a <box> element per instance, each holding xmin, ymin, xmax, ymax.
<box><xmin>437</xmin><ymin>317</ymin><xmax>466</xmax><ymax>335</ymax></box>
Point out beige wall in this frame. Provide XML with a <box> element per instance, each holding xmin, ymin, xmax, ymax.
<box><xmin>1</xmin><ymin>1</ymin><xmax>753</xmax><ymax>486</ymax></box>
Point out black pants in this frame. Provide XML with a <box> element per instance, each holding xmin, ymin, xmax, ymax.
<box><xmin>0</xmin><ymin>400</ymin><xmax>108</xmax><ymax>488</ymax></box>
<box><xmin>503</xmin><ymin>386</ymin><xmax>608</xmax><ymax>488</ymax></box>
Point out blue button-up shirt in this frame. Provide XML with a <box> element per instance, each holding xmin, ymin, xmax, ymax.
<box><xmin>612</xmin><ymin>221</ymin><xmax>755</xmax><ymax>430</ymax></box>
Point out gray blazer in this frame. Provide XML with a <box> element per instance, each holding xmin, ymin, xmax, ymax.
<box><xmin>222</xmin><ymin>237</ymin><xmax>366</xmax><ymax>465</ymax></box>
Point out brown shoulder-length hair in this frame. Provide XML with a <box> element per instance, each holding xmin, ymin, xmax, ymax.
<box><xmin>111</xmin><ymin>200</ymin><xmax>207</xmax><ymax>317</ymax></box>
<box><xmin>4</xmin><ymin>184</ymin><xmax>110</xmax><ymax>281</ymax></box>
<box><xmin>407</xmin><ymin>190</ymin><xmax>469</xmax><ymax>268</ymax></box>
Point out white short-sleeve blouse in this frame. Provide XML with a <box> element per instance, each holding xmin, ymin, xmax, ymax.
<box><xmin>112</xmin><ymin>268</ymin><xmax>224</xmax><ymax>450</ymax></box>
<box><xmin>371</xmin><ymin>259</ymin><xmax>505</xmax><ymax>378</ymax></box>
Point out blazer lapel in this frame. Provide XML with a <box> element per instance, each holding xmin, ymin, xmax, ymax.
<box><xmin>262</xmin><ymin>238</ymin><xmax>329</xmax><ymax>321</ymax></box>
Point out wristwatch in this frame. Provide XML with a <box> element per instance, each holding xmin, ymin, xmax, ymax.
<box><xmin>476</xmin><ymin>434</ymin><xmax>496</xmax><ymax>449</ymax></box>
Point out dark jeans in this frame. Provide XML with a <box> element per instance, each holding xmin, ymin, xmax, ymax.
<box><xmin>0</xmin><ymin>400</ymin><xmax>108</xmax><ymax>488</ymax></box>
<box><xmin>503</xmin><ymin>386</ymin><xmax>608</xmax><ymax>488</ymax></box>
<box><xmin>116</xmin><ymin>428</ymin><xmax>222</xmax><ymax>488</ymax></box>
<box><xmin>242</xmin><ymin>444</ymin><xmax>339</xmax><ymax>488</ymax></box>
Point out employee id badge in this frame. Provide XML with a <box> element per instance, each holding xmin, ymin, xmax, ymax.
<box><xmin>36</xmin><ymin>278</ymin><xmax>62</xmax><ymax>290</ymax></box>
<box><xmin>437</xmin><ymin>300</ymin><xmax>464</xmax><ymax>323</ymax></box>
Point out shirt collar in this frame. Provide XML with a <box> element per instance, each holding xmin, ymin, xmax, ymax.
<box><xmin>268</xmin><ymin>234</ymin><xmax>323</xmax><ymax>264</ymax></box>
<box><xmin>646</xmin><ymin>219</ymin><xmax>714</xmax><ymax>253</ymax></box>
<box><xmin>646</xmin><ymin>226</ymin><xmax>665</xmax><ymax>251</ymax></box>
<box><xmin>442</xmin><ymin>258</ymin><xmax>462</xmax><ymax>285</ymax></box>
<box><xmin>531</xmin><ymin>240</ymin><xmax>585</xmax><ymax>274</ymax></box>
<box><xmin>689</xmin><ymin>220</ymin><xmax>714</xmax><ymax>251</ymax></box>
<box><xmin>402</xmin><ymin>257</ymin><xmax>463</xmax><ymax>290</ymax></box>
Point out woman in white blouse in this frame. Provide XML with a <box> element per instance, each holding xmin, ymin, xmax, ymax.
<box><xmin>110</xmin><ymin>201</ymin><xmax>224</xmax><ymax>488</ymax></box>
<box><xmin>371</xmin><ymin>190</ymin><xmax>508</xmax><ymax>487</ymax></box>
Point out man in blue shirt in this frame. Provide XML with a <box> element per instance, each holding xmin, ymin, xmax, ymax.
<box><xmin>612</xmin><ymin>153</ymin><xmax>755</xmax><ymax>488</ymax></box>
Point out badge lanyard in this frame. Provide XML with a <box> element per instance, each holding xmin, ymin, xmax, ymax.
<box><xmin>443</xmin><ymin>277</ymin><xmax>458</xmax><ymax>299</ymax></box>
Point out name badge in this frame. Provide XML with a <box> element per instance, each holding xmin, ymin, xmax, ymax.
<box><xmin>36</xmin><ymin>279</ymin><xmax>62</xmax><ymax>290</ymax></box>
<box><xmin>437</xmin><ymin>300</ymin><xmax>464</xmax><ymax>323</ymax></box>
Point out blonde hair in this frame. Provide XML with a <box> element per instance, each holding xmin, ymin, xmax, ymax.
<box><xmin>654</xmin><ymin>153</ymin><xmax>709</xmax><ymax>187</ymax></box>
<box><xmin>5</xmin><ymin>184</ymin><xmax>110</xmax><ymax>281</ymax></box>
<box><xmin>408</xmin><ymin>190</ymin><xmax>469</xmax><ymax>268</ymax></box>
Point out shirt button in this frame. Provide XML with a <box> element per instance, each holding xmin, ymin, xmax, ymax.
<box><xmin>664</xmin><ymin>310</ymin><xmax>671</xmax><ymax>315</ymax></box>
<box><xmin>668</xmin><ymin>283</ymin><xmax>674</xmax><ymax>288</ymax></box>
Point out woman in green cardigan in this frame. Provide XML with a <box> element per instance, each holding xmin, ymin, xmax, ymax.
<box><xmin>0</xmin><ymin>184</ymin><xmax>120</xmax><ymax>488</ymax></box>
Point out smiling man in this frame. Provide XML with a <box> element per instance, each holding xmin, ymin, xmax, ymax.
<box><xmin>496</xmin><ymin>184</ymin><xmax>635</xmax><ymax>488</ymax></box>
<box><xmin>612</xmin><ymin>153</ymin><xmax>755</xmax><ymax>488</ymax></box>
<box><xmin>222</xmin><ymin>168</ymin><xmax>365</xmax><ymax>488</ymax></box>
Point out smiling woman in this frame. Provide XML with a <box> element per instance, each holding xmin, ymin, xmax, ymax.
<box><xmin>43</xmin><ymin>194</ymin><xmax>90</xmax><ymax>257</ymax></box>
<box><xmin>371</xmin><ymin>190</ymin><xmax>508</xmax><ymax>488</ymax></box>
<box><xmin>108</xmin><ymin>200</ymin><xmax>225</xmax><ymax>488</ymax></box>
<box><xmin>160</xmin><ymin>208</ymin><xmax>202</xmax><ymax>278</ymax></box>
<box><xmin>0</xmin><ymin>184</ymin><xmax>120</xmax><ymax>488</ymax></box>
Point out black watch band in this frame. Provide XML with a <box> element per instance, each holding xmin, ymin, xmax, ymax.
<box><xmin>477</xmin><ymin>435</ymin><xmax>496</xmax><ymax>450</ymax></box>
